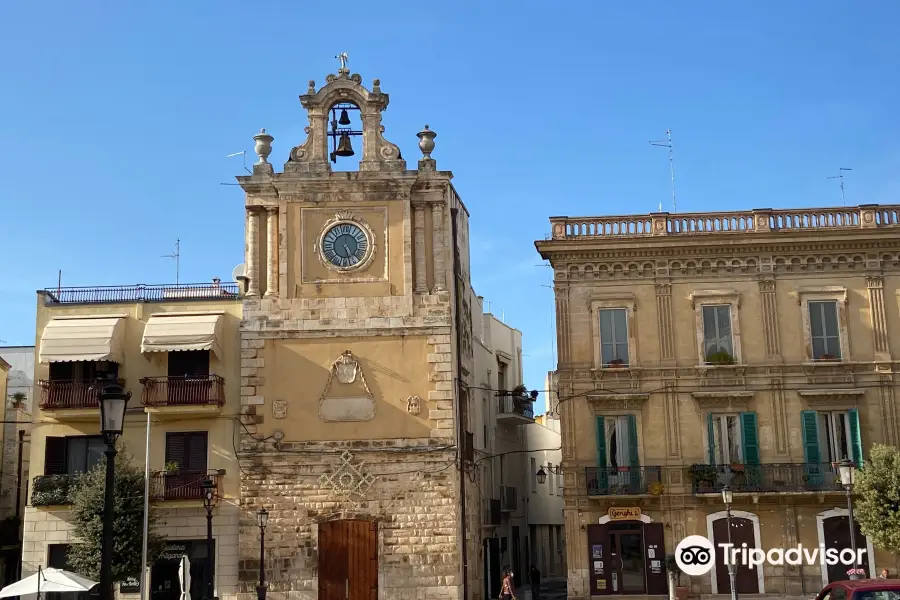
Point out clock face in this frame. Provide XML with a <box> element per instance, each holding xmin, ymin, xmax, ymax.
<box><xmin>321</xmin><ymin>222</ymin><xmax>369</xmax><ymax>268</ymax></box>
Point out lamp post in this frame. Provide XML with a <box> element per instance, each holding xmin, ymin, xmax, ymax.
<box><xmin>721</xmin><ymin>486</ymin><xmax>738</xmax><ymax>600</ymax></box>
<box><xmin>97</xmin><ymin>376</ymin><xmax>130</xmax><ymax>600</ymax></box>
<box><xmin>201</xmin><ymin>479</ymin><xmax>216</xmax><ymax>600</ymax></box>
<box><xmin>838</xmin><ymin>459</ymin><xmax>860</xmax><ymax>579</ymax></box>
<box><xmin>256</xmin><ymin>509</ymin><xmax>268</xmax><ymax>600</ymax></box>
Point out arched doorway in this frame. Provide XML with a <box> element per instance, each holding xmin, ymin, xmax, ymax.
<box><xmin>706</xmin><ymin>511</ymin><xmax>764</xmax><ymax>594</ymax></box>
<box><xmin>587</xmin><ymin>514</ymin><xmax>667</xmax><ymax>596</ymax></box>
<box><xmin>816</xmin><ymin>508</ymin><xmax>875</xmax><ymax>585</ymax></box>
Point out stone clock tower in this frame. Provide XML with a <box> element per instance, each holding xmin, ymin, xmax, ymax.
<box><xmin>236</xmin><ymin>62</ymin><xmax>478</xmax><ymax>600</ymax></box>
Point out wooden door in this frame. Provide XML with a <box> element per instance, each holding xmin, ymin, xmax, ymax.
<box><xmin>713</xmin><ymin>517</ymin><xmax>759</xmax><ymax>594</ymax></box>
<box><xmin>823</xmin><ymin>516</ymin><xmax>868</xmax><ymax>582</ymax></box>
<box><xmin>318</xmin><ymin>520</ymin><xmax>377</xmax><ymax>600</ymax></box>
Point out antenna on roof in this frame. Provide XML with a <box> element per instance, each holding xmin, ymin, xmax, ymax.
<box><xmin>827</xmin><ymin>168</ymin><xmax>852</xmax><ymax>206</ymax></box>
<box><xmin>650</xmin><ymin>129</ymin><xmax>677</xmax><ymax>213</ymax></box>
<box><xmin>226</xmin><ymin>150</ymin><xmax>252</xmax><ymax>174</ymax></box>
<box><xmin>162</xmin><ymin>239</ymin><xmax>180</xmax><ymax>284</ymax></box>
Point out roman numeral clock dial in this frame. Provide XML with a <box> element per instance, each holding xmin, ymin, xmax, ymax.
<box><xmin>321</xmin><ymin>222</ymin><xmax>370</xmax><ymax>269</ymax></box>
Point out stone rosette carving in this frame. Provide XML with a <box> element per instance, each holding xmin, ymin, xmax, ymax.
<box><xmin>319</xmin><ymin>451</ymin><xmax>377</xmax><ymax>500</ymax></box>
<box><xmin>406</xmin><ymin>395</ymin><xmax>421</xmax><ymax>415</ymax></box>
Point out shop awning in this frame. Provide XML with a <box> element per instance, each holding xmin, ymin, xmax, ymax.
<box><xmin>141</xmin><ymin>313</ymin><xmax>224</xmax><ymax>357</ymax></box>
<box><xmin>39</xmin><ymin>315</ymin><xmax>126</xmax><ymax>363</ymax></box>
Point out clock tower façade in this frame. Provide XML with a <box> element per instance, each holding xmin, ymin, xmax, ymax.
<box><xmin>236</xmin><ymin>62</ymin><xmax>479</xmax><ymax>600</ymax></box>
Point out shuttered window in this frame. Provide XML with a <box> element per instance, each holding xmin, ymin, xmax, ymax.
<box><xmin>44</xmin><ymin>436</ymin><xmax>105</xmax><ymax>475</ymax></box>
<box><xmin>165</xmin><ymin>432</ymin><xmax>208</xmax><ymax>472</ymax></box>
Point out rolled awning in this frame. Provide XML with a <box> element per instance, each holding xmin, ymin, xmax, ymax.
<box><xmin>141</xmin><ymin>313</ymin><xmax>224</xmax><ymax>357</ymax></box>
<box><xmin>39</xmin><ymin>316</ymin><xmax>126</xmax><ymax>363</ymax></box>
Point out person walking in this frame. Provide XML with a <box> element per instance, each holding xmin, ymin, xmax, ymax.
<box><xmin>500</xmin><ymin>568</ymin><xmax>517</xmax><ymax>600</ymax></box>
<box><xmin>529</xmin><ymin>565</ymin><xmax>541</xmax><ymax>600</ymax></box>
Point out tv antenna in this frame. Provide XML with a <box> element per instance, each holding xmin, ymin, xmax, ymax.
<box><xmin>650</xmin><ymin>129</ymin><xmax>677</xmax><ymax>213</ymax></box>
<box><xmin>162</xmin><ymin>239</ymin><xmax>180</xmax><ymax>284</ymax></box>
<box><xmin>827</xmin><ymin>168</ymin><xmax>852</xmax><ymax>206</ymax></box>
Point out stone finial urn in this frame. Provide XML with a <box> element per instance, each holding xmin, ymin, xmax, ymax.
<box><xmin>416</xmin><ymin>125</ymin><xmax>436</xmax><ymax>159</ymax></box>
<box><xmin>254</xmin><ymin>128</ymin><xmax>274</xmax><ymax>164</ymax></box>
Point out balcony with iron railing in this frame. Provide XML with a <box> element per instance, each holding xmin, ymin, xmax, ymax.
<box><xmin>31</xmin><ymin>474</ymin><xmax>78</xmax><ymax>506</ymax></box>
<box><xmin>689</xmin><ymin>463</ymin><xmax>845</xmax><ymax>494</ymax></box>
<box><xmin>500</xmin><ymin>486</ymin><xmax>518</xmax><ymax>512</ymax></box>
<box><xmin>586</xmin><ymin>466</ymin><xmax>665</xmax><ymax>496</ymax></box>
<box><xmin>140</xmin><ymin>375</ymin><xmax>226</xmax><ymax>417</ymax></box>
<box><xmin>497</xmin><ymin>391</ymin><xmax>536</xmax><ymax>424</ymax></box>
<box><xmin>547</xmin><ymin>204</ymin><xmax>900</xmax><ymax>241</ymax></box>
<box><xmin>151</xmin><ymin>470</ymin><xmax>222</xmax><ymax>502</ymax></box>
<box><xmin>41</xmin><ymin>282</ymin><xmax>239</xmax><ymax>305</ymax></box>
<box><xmin>38</xmin><ymin>379</ymin><xmax>126</xmax><ymax>419</ymax></box>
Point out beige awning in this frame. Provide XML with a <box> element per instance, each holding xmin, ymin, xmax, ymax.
<box><xmin>39</xmin><ymin>316</ymin><xmax>126</xmax><ymax>363</ymax></box>
<box><xmin>141</xmin><ymin>313</ymin><xmax>224</xmax><ymax>357</ymax></box>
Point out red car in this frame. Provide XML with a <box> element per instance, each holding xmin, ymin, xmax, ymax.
<box><xmin>815</xmin><ymin>579</ymin><xmax>900</xmax><ymax>600</ymax></box>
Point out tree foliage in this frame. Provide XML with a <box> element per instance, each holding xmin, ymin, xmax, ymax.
<box><xmin>854</xmin><ymin>444</ymin><xmax>900</xmax><ymax>554</ymax></box>
<box><xmin>67</xmin><ymin>455</ymin><xmax>166</xmax><ymax>581</ymax></box>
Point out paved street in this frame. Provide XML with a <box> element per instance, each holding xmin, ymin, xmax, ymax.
<box><xmin>524</xmin><ymin>577</ymin><xmax>567</xmax><ymax>600</ymax></box>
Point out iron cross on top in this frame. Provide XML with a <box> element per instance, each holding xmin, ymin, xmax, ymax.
<box><xmin>336</xmin><ymin>52</ymin><xmax>348</xmax><ymax>71</ymax></box>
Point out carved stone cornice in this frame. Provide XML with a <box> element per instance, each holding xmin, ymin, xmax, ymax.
<box><xmin>587</xmin><ymin>393</ymin><xmax>649</xmax><ymax>412</ymax></box>
<box><xmin>691</xmin><ymin>391</ymin><xmax>754</xmax><ymax>410</ymax></box>
<box><xmin>797</xmin><ymin>388</ymin><xmax>865</xmax><ymax>408</ymax></box>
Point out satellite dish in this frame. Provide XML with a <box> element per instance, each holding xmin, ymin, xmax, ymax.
<box><xmin>231</xmin><ymin>264</ymin><xmax>246</xmax><ymax>281</ymax></box>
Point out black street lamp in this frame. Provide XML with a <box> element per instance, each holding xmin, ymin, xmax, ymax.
<box><xmin>97</xmin><ymin>376</ymin><xmax>130</xmax><ymax>600</ymax></box>
<box><xmin>257</xmin><ymin>508</ymin><xmax>269</xmax><ymax>600</ymax></box>
<box><xmin>202</xmin><ymin>478</ymin><xmax>216</xmax><ymax>600</ymax></box>
<box><xmin>838</xmin><ymin>459</ymin><xmax>861</xmax><ymax>580</ymax></box>
<box><xmin>535</xmin><ymin>467</ymin><xmax>547</xmax><ymax>485</ymax></box>
<box><xmin>721</xmin><ymin>486</ymin><xmax>738</xmax><ymax>600</ymax></box>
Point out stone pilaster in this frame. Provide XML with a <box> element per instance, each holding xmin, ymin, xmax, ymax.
<box><xmin>655</xmin><ymin>283</ymin><xmax>675</xmax><ymax>361</ymax></box>
<box><xmin>263</xmin><ymin>207</ymin><xmax>278</xmax><ymax>297</ymax></box>
<box><xmin>431</xmin><ymin>202</ymin><xmax>446</xmax><ymax>292</ymax></box>
<box><xmin>867</xmin><ymin>276</ymin><xmax>890</xmax><ymax>358</ymax></box>
<box><xmin>759</xmin><ymin>278</ymin><xmax>781</xmax><ymax>357</ymax></box>
<box><xmin>413</xmin><ymin>203</ymin><xmax>427</xmax><ymax>293</ymax></box>
<box><xmin>554</xmin><ymin>284</ymin><xmax>570</xmax><ymax>364</ymax></box>
<box><xmin>246</xmin><ymin>209</ymin><xmax>261</xmax><ymax>297</ymax></box>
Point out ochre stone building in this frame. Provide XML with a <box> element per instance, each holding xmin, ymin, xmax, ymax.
<box><xmin>536</xmin><ymin>205</ymin><xmax>900</xmax><ymax>598</ymax></box>
<box><xmin>236</xmin><ymin>65</ymin><xmax>480</xmax><ymax>600</ymax></box>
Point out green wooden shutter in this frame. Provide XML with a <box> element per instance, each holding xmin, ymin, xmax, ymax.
<box><xmin>706</xmin><ymin>413</ymin><xmax>716</xmax><ymax>464</ymax></box>
<box><xmin>740</xmin><ymin>412</ymin><xmax>760</xmax><ymax>464</ymax></box>
<box><xmin>595</xmin><ymin>416</ymin><xmax>608</xmax><ymax>492</ymax></box>
<box><xmin>847</xmin><ymin>409</ymin><xmax>863</xmax><ymax>465</ymax></box>
<box><xmin>801</xmin><ymin>410</ymin><xmax>822</xmax><ymax>486</ymax></box>
<box><xmin>626</xmin><ymin>415</ymin><xmax>641</xmax><ymax>492</ymax></box>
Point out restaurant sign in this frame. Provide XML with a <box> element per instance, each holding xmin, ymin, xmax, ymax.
<box><xmin>607</xmin><ymin>507</ymin><xmax>642</xmax><ymax>521</ymax></box>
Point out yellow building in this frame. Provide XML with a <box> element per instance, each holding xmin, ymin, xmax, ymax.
<box><xmin>234</xmin><ymin>63</ymin><xmax>484</xmax><ymax>600</ymax></box>
<box><xmin>536</xmin><ymin>205</ymin><xmax>900</xmax><ymax>598</ymax></box>
<box><xmin>22</xmin><ymin>281</ymin><xmax>242</xmax><ymax>600</ymax></box>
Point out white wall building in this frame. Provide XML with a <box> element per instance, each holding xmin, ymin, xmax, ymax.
<box><xmin>526</xmin><ymin>410</ymin><xmax>565</xmax><ymax>577</ymax></box>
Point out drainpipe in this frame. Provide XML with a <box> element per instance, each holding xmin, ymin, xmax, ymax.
<box><xmin>450</xmin><ymin>206</ymin><xmax>469</xmax><ymax>600</ymax></box>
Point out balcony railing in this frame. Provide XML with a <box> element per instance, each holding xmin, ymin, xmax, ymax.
<box><xmin>39</xmin><ymin>379</ymin><xmax>124</xmax><ymax>410</ymax></box>
<box><xmin>549</xmin><ymin>204</ymin><xmax>900</xmax><ymax>240</ymax></box>
<box><xmin>483</xmin><ymin>498</ymin><xmax>501</xmax><ymax>526</ymax></box>
<box><xmin>151</xmin><ymin>470</ymin><xmax>221</xmax><ymax>501</ymax></box>
<box><xmin>690</xmin><ymin>463</ymin><xmax>844</xmax><ymax>494</ymax></box>
<box><xmin>501</xmin><ymin>486</ymin><xmax>517</xmax><ymax>511</ymax></box>
<box><xmin>586</xmin><ymin>466</ymin><xmax>664</xmax><ymax>496</ymax></box>
<box><xmin>140</xmin><ymin>375</ymin><xmax>226</xmax><ymax>407</ymax></box>
<box><xmin>31</xmin><ymin>474</ymin><xmax>77</xmax><ymax>506</ymax></box>
<box><xmin>497</xmin><ymin>394</ymin><xmax>535</xmax><ymax>421</ymax></box>
<box><xmin>42</xmin><ymin>282</ymin><xmax>239</xmax><ymax>305</ymax></box>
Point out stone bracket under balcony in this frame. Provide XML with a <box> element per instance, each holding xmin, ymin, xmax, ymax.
<box><xmin>587</xmin><ymin>392</ymin><xmax>649</xmax><ymax>412</ymax></box>
<box><xmin>691</xmin><ymin>390</ymin><xmax>754</xmax><ymax>410</ymax></box>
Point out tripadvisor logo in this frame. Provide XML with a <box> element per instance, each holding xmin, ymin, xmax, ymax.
<box><xmin>674</xmin><ymin>536</ymin><xmax>866</xmax><ymax>576</ymax></box>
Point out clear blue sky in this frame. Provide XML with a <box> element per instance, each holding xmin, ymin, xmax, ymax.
<box><xmin>2</xmin><ymin>2</ymin><xmax>899</xmax><ymax>411</ymax></box>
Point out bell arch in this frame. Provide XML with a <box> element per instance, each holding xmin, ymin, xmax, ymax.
<box><xmin>286</xmin><ymin>70</ymin><xmax>405</xmax><ymax>173</ymax></box>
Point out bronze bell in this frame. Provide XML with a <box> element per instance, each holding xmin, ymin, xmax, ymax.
<box><xmin>334</xmin><ymin>133</ymin><xmax>355</xmax><ymax>157</ymax></box>
<box><xmin>338</xmin><ymin>109</ymin><xmax>351</xmax><ymax>125</ymax></box>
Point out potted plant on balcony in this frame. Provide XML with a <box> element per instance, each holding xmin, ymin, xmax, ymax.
<box><xmin>817</xmin><ymin>353</ymin><xmax>839</xmax><ymax>362</ymax></box>
<box><xmin>163</xmin><ymin>462</ymin><xmax>179</xmax><ymax>476</ymax></box>
<box><xmin>607</xmin><ymin>358</ymin><xmax>627</xmax><ymax>368</ymax></box>
<box><xmin>665</xmin><ymin>554</ymin><xmax>689</xmax><ymax>600</ymax></box>
<box><xmin>705</xmin><ymin>350</ymin><xmax>736</xmax><ymax>366</ymax></box>
<box><xmin>8</xmin><ymin>392</ymin><xmax>26</xmax><ymax>410</ymax></box>
<box><xmin>688</xmin><ymin>464</ymin><xmax>718</xmax><ymax>491</ymax></box>
<box><xmin>647</xmin><ymin>481</ymin><xmax>665</xmax><ymax>496</ymax></box>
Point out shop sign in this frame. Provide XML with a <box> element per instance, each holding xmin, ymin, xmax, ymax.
<box><xmin>607</xmin><ymin>507</ymin><xmax>641</xmax><ymax>521</ymax></box>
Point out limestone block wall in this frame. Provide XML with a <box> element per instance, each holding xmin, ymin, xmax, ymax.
<box><xmin>237</xmin><ymin>446</ymin><xmax>461</xmax><ymax>600</ymax></box>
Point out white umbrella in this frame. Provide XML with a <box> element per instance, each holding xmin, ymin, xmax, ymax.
<box><xmin>179</xmin><ymin>555</ymin><xmax>191</xmax><ymax>600</ymax></box>
<box><xmin>0</xmin><ymin>567</ymin><xmax>97</xmax><ymax>599</ymax></box>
